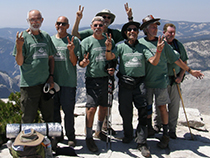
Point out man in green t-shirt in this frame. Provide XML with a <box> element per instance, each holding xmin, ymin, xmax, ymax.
<box><xmin>13</xmin><ymin>10</ymin><xmax>56</xmax><ymax>123</ymax></box>
<box><xmin>78</xmin><ymin>16</ymin><xmax>115</xmax><ymax>152</ymax></box>
<box><xmin>51</xmin><ymin>16</ymin><xmax>80</xmax><ymax>148</ymax></box>
<box><xmin>139</xmin><ymin>15</ymin><xmax>204</xmax><ymax>149</ymax></box>
<box><xmin>105</xmin><ymin>21</ymin><xmax>167</xmax><ymax>157</ymax></box>
<box><xmin>71</xmin><ymin>3</ymin><xmax>133</xmax><ymax>43</ymax></box>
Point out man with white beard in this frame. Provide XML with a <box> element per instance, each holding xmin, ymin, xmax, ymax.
<box><xmin>13</xmin><ymin>10</ymin><xmax>56</xmax><ymax>123</ymax></box>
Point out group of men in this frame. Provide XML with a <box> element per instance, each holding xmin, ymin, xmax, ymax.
<box><xmin>13</xmin><ymin>3</ymin><xmax>203</xmax><ymax>157</ymax></box>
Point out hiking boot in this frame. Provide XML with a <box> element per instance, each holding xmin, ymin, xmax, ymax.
<box><xmin>68</xmin><ymin>139</ymin><xmax>76</xmax><ymax>147</ymax></box>
<box><xmin>169</xmin><ymin>131</ymin><xmax>177</xmax><ymax>139</ymax></box>
<box><xmin>102</xmin><ymin>127</ymin><xmax>116</xmax><ymax>135</ymax></box>
<box><xmin>157</xmin><ymin>135</ymin><xmax>170</xmax><ymax>149</ymax></box>
<box><xmin>94</xmin><ymin>131</ymin><xmax>108</xmax><ymax>142</ymax></box>
<box><xmin>86</xmin><ymin>137</ymin><xmax>98</xmax><ymax>152</ymax></box>
<box><xmin>137</xmin><ymin>144</ymin><xmax>151</xmax><ymax>157</ymax></box>
<box><xmin>147</xmin><ymin>127</ymin><xmax>156</xmax><ymax>137</ymax></box>
<box><xmin>122</xmin><ymin>137</ymin><xmax>133</xmax><ymax>143</ymax></box>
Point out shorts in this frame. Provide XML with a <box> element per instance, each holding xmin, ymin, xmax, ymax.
<box><xmin>146</xmin><ymin>87</ymin><xmax>170</xmax><ymax>106</ymax></box>
<box><xmin>85</xmin><ymin>77</ymin><xmax>108</xmax><ymax>108</ymax></box>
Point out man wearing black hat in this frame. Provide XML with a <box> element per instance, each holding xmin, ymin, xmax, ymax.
<box><xmin>105</xmin><ymin>21</ymin><xmax>165</xmax><ymax>157</ymax></box>
<box><xmin>139</xmin><ymin>15</ymin><xmax>204</xmax><ymax>149</ymax></box>
<box><xmin>71</xmin><ymin>3</ymin><xmax>133</xmax><ymax>44</ymax></box>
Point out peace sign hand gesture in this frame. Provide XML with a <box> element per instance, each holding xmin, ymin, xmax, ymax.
<box><xmin>76</xmin><ymin>5</ymin><xmax>84</xmax><ymax>21</ymax></box>
<box><xmin>124</xmin><ymin>3</ymin><xmax>133</xmax><ymax>19</ymax></box>
<box><xmin>105</xmin><ymin>33</ymin><xmax>112</xmax><ymax>51</ymax></box>
<box><xmin>157</xmin><ymin>35</ymin><xmax>165</xmax><ymax>53</ymax></box>
<box><xmin>81</xmin><ymin>52</ymin><xmax>90</xmax><ymax>67</ymax></box>
<box><xmin>16</xmin><ymin>31</ymin><xmax>24</xmax><ymax>49</ymax></box>
<box><xmin>67</xmin><ymin>36</ymin><xmax>75</xmax><ymax>52</ymax></box>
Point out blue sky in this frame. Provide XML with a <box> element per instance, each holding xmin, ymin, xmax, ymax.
<box><xmin>0</xmin><ymin>0</ymin><xmax>209</xmax><ymax>30</ymax></box>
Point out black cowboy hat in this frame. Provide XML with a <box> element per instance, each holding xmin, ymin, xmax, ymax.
<box><xmin>140</xmin><ymin>15</ymin><xmax>160</xmax><ymax>30</ymax></box>
<box><xmin>121</xmin><ymin>21</ymin><xmax>140</xmax><ymax>39</ymax></box>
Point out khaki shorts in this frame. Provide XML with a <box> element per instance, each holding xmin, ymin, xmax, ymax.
<box><xmin>146</xmin><ymin>88</ymin><xmax>170</xmax><ymax>106</ymax></box>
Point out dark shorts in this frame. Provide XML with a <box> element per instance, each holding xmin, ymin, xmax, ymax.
<box><xmin>85</xmin><ymin>77</ymin><xmax>108</xmax><ymax>108</ymax></box>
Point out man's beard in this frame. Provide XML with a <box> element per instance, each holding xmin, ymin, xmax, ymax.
<box><xmin>29</xmin><ymin>23</ymin><xmax>41</xmax><ymax>31</ymax></box>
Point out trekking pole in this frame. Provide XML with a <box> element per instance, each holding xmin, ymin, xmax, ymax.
<box><xmin>106</xmin><ymin>75</ymin><xmax>113</xmax><ymax>150</ymax></box>
<box><xmin>173</xmin><ymin>68</ymin><xmax>194</xmax><ymax>140</ymax></box>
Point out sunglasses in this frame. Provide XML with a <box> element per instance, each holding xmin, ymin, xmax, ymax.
<box><xmin>56</xmin><ymin>22</ymin><xmax>68</xmax><ymax>26</ymax></box>
<box><xmin>102</xmin><ymin>16</ymin><xmax>111</xmax><ymax>19</ymax></box>
<box><xmin>93</xmin><ymin>24</ymin><xmax>103</xmax><ymax>27</ymax></box>
<box><xmin>127</xmin><ymin>28</ymin><xmax>138</xmax><ymax>32</ymax></box>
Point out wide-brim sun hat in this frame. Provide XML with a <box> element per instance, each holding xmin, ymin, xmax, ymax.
<box><xmin>140</xmin><ymin>15</ymin><xmax>160</xmax><ymax>30</ymax></box>
<box><xmin>13</xmin><ymin>128</ymin><xmax>44</xmax><ymax>146</ymax></box>
<box><xmin>121</xmin><ymin>21</ymin><xmax>141</xmax><ymax>39</ymax></box>
<box><xmin>96</xmin><ymin>9</ymin><xmax>116</xmax><ymax>24</ymax></box>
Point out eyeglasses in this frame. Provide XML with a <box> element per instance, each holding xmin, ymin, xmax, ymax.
<box><xmin>127</xmin><ymin>28</ymin><xmax>138</xmax><ymax>32</ymax></box>
<box><xmin>56</xmin><ymin>22</ymin><xmax>68</xmax><ymax>26</ymax></box>
<box><xmin>28</xmin><ymin>18</ymin><xmax>42</xmax><ymax>22</ymax></box>
<box><xmin>102</xmin><ymin>16</ymin><xmax>111</xmax><ymax>19</ymax></box>
<box><xmin>93</xmin><ymin>24</ymin><xmax>103</xmax><ymax>27</ymax></box>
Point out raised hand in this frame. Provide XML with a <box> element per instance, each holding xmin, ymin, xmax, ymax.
<box><xmin>67</xmin><ymin>36</ymin><xmax>75</xmax><ymax>52</ymax></box>
<box><xmin>157</xmin><ymin>35</ymin><xmax>165</xmax><ymax>53</ymax></box>
<box><xmin>16</xmin><ymin>31</ymin><xmax>24</xmax><ymax>48</ymax></box>
<box><xmin>82</xmin><ymin>52</ymin><xmax>90</xmax><ymax>67</ymax></box>
<box><xmin>76</xmin><ymin>5</ymin><xmax>84</xmax><ymax>21</ymax></box>
<box><xmin>105</xmin><ymin>33</ymin><xmax>112</xmax><ymax>51</ymax></box>
<box><xmin>124</xmin><ymin>3</ymin><xmax>132</xmax><ymax>19</ymax></box>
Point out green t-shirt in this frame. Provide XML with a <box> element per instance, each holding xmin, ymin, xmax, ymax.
<box><xmin>51</xmin><ymin>34</ymin><xmax>80</xmax><ymax>87</ymax></box>
<box><xmin>113</xmin><ymin>42</ymin><xmax>148</xmax><ymax>77</ymax></box>
<box><xmin>13</xmin><ymin>30</ymin><xmax>56</xmax><ymax>87</ymax></box>
<box><xmin>79</xmin><ymin>35</ymin><xmax>115</xmax><ymax>77</ymax></box>
<box><xmin>167</xmin><ymin>39</ymin><xmax>188</xmax><ymax>76</ymax></box>
<box><xmin>139</xmin><ymin>37</ymin><xmax>179</xmax><ymax>88</ymax></box>
<box><xmin>79</xmin><ymin>28</ymin><xmax>124</xmax><ymax>44</ymax></box>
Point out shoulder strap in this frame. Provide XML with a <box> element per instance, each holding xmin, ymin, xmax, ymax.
<box><xmin>172</xmin><ymin>39</ymin><xmax>180</xmax><ymax>54</ymax></box>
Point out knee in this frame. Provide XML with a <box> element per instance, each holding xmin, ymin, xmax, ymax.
<box><xmin>147</xmin><ymin>104</ymin><xmax>153</xmax><ymax>115</ymax></box>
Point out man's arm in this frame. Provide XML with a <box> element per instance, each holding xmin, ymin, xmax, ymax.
<box><xmin>67</xmin><ymin>36</ymin><xmax>78</xmax><ymax>66</ymax></box>
<box><xmin>71</xmin><ymin>5</ymin><xmax>84</xmax><ymax>40</ymax></box>
<box><xmin>15</xmin><ymin>32</ymin><xmax>24</xmax><ymax>66</ymax></box>
<box><xmin>174</xmin><ymin>59</ymin><xmax>204</xmax><ymax>79</ymax></box>
<box><xmin>148</xmin><ymin>36</ymin><xmax>165</xmax><ymax>66</ymax></box>
<box><xmin>124</xmin><ymin>3</ymin><xmax>133</xmax><ymax>22</ymax></box>
<box><xmin>47</xmin><ymin>55</ymin><xmax>55</xmax><ymax>89</ymax></box>
<box><xmin>105</xmin><ymin>33</ymin><xmax>116</xmax><ymax>60</ymax></box>
<box><xmin>176</xmin><ymin>61</ymin><xmax>187</xmax><ymax>83</ymax></box>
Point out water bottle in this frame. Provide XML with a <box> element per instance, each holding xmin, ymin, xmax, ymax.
<box><xmin>43</xmin><ymin>136</ymin><xmax>53</xmax><ymax>158</ymax></box>
<box><xmin>6</xmin><ymin>140</ymin><xmax>13</xmax><ymax>149</ymax></box>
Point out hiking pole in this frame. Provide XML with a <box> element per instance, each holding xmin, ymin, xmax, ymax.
<box><xmin>173</xmin><ymin>68</ymin><xmax>194</xmax><ymax>140</ymax></box>
<box><xmin>106</xmin><ymin>75</ymin><xmax>113</xmax><ymax>150</ymax></box>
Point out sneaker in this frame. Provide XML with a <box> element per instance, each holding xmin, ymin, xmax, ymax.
<box><xmin>154</xmin><ymin>125</ymin><xmax>161</xmax><ymax>133</ymax></box>
<box><xmin>169</xmin><ymin>131</ymin><xmax>177</xmax><ymax>139</ymax></box>
<box><xmin>147</xmin><ymin>127</ymin><xmax>156</xmax><ymax>137</ymax></box>
<box><xmin>157</xmin><ymin>135</ymin><xmax>170</xmax><ymax>149</ymax></box>
<box><xmin>122</xmin><ymin>137</ymin><xmax>133</xmax><ymax>143</ymax></box>
<box><xmin>86</xmin><ymin>137</ymin><xmax>98</xmax><ymax>152</ymax></box>
<box><xmin>137</xmin><ymin>144</ymin><xmax>151</xmax><ymax>157</ymax></box>
<box><xmin>68</xmin><ymin>139</ymin><xmax>76</xmax><ymax>147</ymax></box>
<box><xmin>94</xmin><ymin>131</ymin><xmax>108</xmax><ymax>142</ymax></box>
<box><xmin>102</xmin><ymin>127</ymin><xmax>116</xmax><ymax>135</ymax></box>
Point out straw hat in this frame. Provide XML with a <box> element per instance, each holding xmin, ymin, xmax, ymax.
<box><xmin>96</xmin><ymin>9</ymin><xmax>116</xmax><ymax>24</ymax></box>
<box><xmin>13</xmin><ymin>129</ymin><xmax>44</xmax><ymax>146</ymax></box>
<box><xmin>140</xmin><ymin>15</ymin><xmax>160</xmax><ymax>30</ymax></box>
